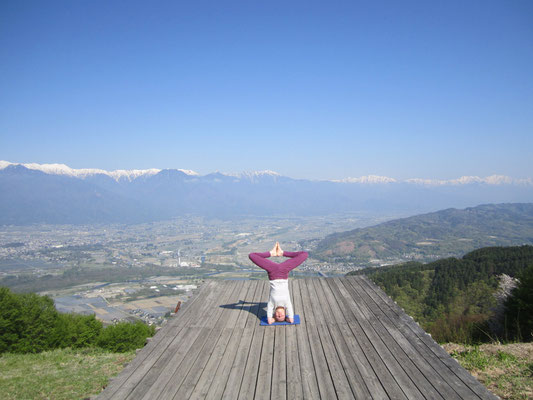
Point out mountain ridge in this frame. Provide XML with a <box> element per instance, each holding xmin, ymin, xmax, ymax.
<box><xmin>2</xmin><ymin>161</ymin><xmax>533</xmax><ymax>224</ymax></box>
<box><xmin>2</xmin><ymin>160</ymin><xmax>531</xmax><ymax>186</ymax></box>
<box><xmin>315</xmin><ymin>203</ymin><xmax>533</xmax><ymax>263</ymax></box>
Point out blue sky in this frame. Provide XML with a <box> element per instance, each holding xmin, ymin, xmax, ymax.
<box><xmin>1</xmin><ymin>1</ymin><xmax>532</xmax><ymax>180</ymax></box>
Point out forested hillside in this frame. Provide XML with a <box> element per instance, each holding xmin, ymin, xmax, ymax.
<box><xmin>318</xmin><ymin>203</ymin><xmax>533</xmax><ymax>263</ymax></box>
<box><xmin>347</xmin><ymin>245</ymin><xmax>533</xmax><ymax>343</ymax></box>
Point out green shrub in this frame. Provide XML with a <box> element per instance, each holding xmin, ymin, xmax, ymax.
<box><xmin>50</xmin><ymin>313</ymin><xmax>103</xmax><ymax>349</ymax></box>
<box><xmin>97</xmin><ymin>321</ymin><xmax>155</xmax><ymax>352</ymax></box>
<box><xmin>0</xmin><ymin>287</ymin><xmax>154</xmax><ymax>354</ymax></box>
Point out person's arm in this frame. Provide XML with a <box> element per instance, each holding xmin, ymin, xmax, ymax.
<box><xmin>266</xmin><ymin>298</ymin><xmax>275</xmax><ymax>324</ymax></box>
<box><xmin>285</xmin><ymin>298</ymin><xmax>294</xmax><ymax>322</ymax></box>
<box><xmin>280</xmin><ymin>251</ymin><xmax>308</xmax><ymax>272</ymax></box>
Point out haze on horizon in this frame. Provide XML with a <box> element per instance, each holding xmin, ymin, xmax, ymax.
<box><xmin>1</xmin><ymin>1</ymin><xmax>532</xmax><ymax>181</ymax></box>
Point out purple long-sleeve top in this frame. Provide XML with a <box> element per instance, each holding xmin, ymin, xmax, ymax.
<box><xmin>248</xmin><ymin>251</ymin><xmax>308</xmax><ymax>280</ymax></box>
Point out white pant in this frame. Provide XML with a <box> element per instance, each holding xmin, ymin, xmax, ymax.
<box><xmin>267</xmin><ymin>279</ymin><xmax>294</xmax><ymax>318</ymax></box>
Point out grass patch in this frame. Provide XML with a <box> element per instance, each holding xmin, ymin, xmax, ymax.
<box><xmin>0</xmin><ymin>347</ymin><xmax>135</xmax><ymax>400</ymax></box>
<box><xmin>444</xmin><ymin>343</ymin><xmax>533</xmax><ymax>400</ymax></box>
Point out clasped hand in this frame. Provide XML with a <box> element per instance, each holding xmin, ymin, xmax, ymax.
<box><xmin>269</xmin><ymin>242</ymin><xmax>283</xmax><ymax>257</ymax></box>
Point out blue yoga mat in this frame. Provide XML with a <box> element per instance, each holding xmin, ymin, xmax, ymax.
<box><xmin>260</xmin><ymin>314</ymin><xmax>300</xmax><ymax>326</ymax></box>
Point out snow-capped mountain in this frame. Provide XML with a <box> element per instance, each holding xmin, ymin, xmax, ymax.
<box><xmin>1</xmin><ymin>160</ymin><xmax>532</xmax><ymax>224</ymax></box>
<box><xmin>0</xmin><ymin>161</ymin><xmax>194</xmax><ymax>182</ymax></box>
<box><xmin>334</xmin><ymin>175</ymin><xmax>398</xmax><ymax>184</ymax></box>
<box><xmin>404</xmin><ymin>175</ymin><xmax>533</xmax><ymax>186</ymax></box>
<box><xmin>1</xmin><ymin>161</ymin><xmax>531</xmax><ymax>186</ymax></box>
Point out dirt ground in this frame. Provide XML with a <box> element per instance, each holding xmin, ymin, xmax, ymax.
<box><xmin>442</xmin><ymin>342</ymin><xmax>533</xmax><ymax>359</ymax></box>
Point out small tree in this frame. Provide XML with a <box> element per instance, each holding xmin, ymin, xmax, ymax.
<box><xmin>504</xmin><ymin>265</ymin><xmax>533</xmax><ymax>341</ymax></box>
<box><xmin>0</xmin><ymin>287</ymin><xmax>59</xmax><ymax>353</ymax></box>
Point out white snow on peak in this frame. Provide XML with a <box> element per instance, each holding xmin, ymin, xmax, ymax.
<box><xmin>405</xmin><ymin>175</ymin><xmax>532</xmax><ymax>186</ymax></box>
<box><xmin>333</xmin><ymin>174</ymin><xmax>532</xmax><ymax>186</ymax></box>
<box><xmin>221</xmin><ymin>170</ymin><xmax>281</xmax><ymax>179</ymax></box>
<box><xmin>0</xmin><ymin>161</ymin><xmax>204</xmax><ymax>181</ymax></box>
<box><xmin>177</xmin><ymin>169</ymin><xmax>200</xmax><ymax>176</ymax></box>
<box><xmin>0</xmin><ymin>160</ymin><xmax>14</xmax><ymax>170</ymax></box>
<box><xmin>108</xmin><ymin>169</ymin><xmax>162</xmax><ymax>181</ymax></box>
<box><xmin>0</xmin><ymin>161</ymin><xmax>162</xmax><ymax>181</ymax></box>
<box><xmin>483</xmin><ymin>175</ymin><xmax>515</xmax><ymax>185</ymax></box>
<box><xmin>334</xmin><ymin>175</ymin><xmax>397</xmax><ymax>184</ymax></box>
<box><xmin>240</xmin><ymin>170</ymin><xmax>281</xmax><ymax>178</ymax></box>
<box><xmin>1</xmin><ymin>160</ymin><xmax>530</xmax><ymax>185</ymax></box>
<box><xmin>18</xmin><ymin>162</ymin><xmax>110</xmax><ymax>178</ymax></box>
<box><xmin>405</xmin><ymin>178</ymin><xmax>441</xmax><ymax>185</ymax></box>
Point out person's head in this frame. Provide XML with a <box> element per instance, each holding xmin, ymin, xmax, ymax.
<box><xmin>274</xmin><ymin>306</ymin><xmax>286</xmax><ymax>322</ymax></box>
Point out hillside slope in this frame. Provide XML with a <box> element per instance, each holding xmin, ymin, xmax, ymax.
<box><xmin>347</xmin><ymin>245</ymin><xmax>533</xmax><ymax>343</ymax></box>
<box><xmin>316</xmin><ymin>203</ymin><xmax>533</xmax><ymax>263</ymax></box>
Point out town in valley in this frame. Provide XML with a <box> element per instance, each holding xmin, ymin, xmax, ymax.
<box><xmin>0</xmin><ymin>214</ymin><xmax>400</xmax><ymax>326</ymax></box>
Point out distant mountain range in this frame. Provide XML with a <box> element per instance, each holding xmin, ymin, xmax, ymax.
<box><xmin>1</xmin><ymin>161</ymin><xmax>533</xmax><ymax>224</ymax></box>
<box><xmin>314</xmin><ymin>203</ymin><xmax>533</xmax><ymax>263</ymax></box>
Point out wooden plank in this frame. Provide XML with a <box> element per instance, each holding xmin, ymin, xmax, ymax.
<box><xmin>329</xmin><ymin>278</ymin><xmax>409</xmax><ymax>400</ymax></box>
<box><xmin>320</xmin><ymin>278</ymin><xmax>390</xmax><ymax>399</ymax></box>
<box><xmin>97</xmin><ymin>281</ymin><xmax>216</xmax><ymax>399</ymax></box>
<box><xmin>221</xmin><ymin>280</ymin><xmax>266</xmax><ymax>400</ymax></box>
<box><xmin>138</xmin><ymin>281</ymin><xmax>242</xmax><ymax>400</ymax></box>
<box><xmin>174</xmin><ymin>281</ymin><xmax>251</xmax><ymax>399</ymax></box>
<box><xmin>305</xmin><ymin>279</ymin><xmax>354</xmax><ymax>399</ymax></box>
<box><xmin>352</xmin><ymin>276</ymin><xmax>477</xmax><ymax>399</ymax></box>
<box><xmin>286</xmin><ymin>280</ymin><xmax>303</xmax><ymax>400</ymax></box>
<box><xmin>127</xmin><ymin>281</ymin><xmax>233</xmax><ymax>400</ymax></box>
<box><xmin>98</xmin><ymin>280</ymin><xmax>223</xmax><ymax>400</ymax></box>
<box><xmin>159</xmin><ymin>280</ymin><xmax>244</xmax><ymax>399</ymax></box>
<box><xmin>356</xmin><ymin>276</ymin><xmax>498</xmax><ymax>400</ymax></box>
<box><xmin>299</xmin><ymin>278</ymin><xmax>338</xmax><ymax>399</ymax></box>
<box><xmin>203</xmin><ymin>280</ymin><xmax>261</xmax><ymax>400</ymax></box>
<box><xmin>291</xmin><ymin>279</ymin><xmax>319</xmax><ymax>400</ymax></box>
<box><xmin>237</xmin><ymin>281</ymin><xmax>269</xmax><ymax>400</ymax></box>
<box><xmin>315</xmin><ymin>278</ymin><xmax>375</xmax><ymax>399</ymax></box>
<box><xmin>337</xmin><ymin>278</ymin><xmax>429</xmax><ymax>399</ymax></box>
<box><xmin>271</xmin><ymin>326</ymin><xmax>287</xmax><ymax>400</ymax></box>
<box><xmin>346</xmin><ymin>276</ymin><xmax>455</xmax><ymax>399</ymax></box>
<box><xmin>119</xmin><ymin>282</ymin><xmax>224</xmax><ymax>399</ymax></box>
<box><xmin>255</xmin><ymin>316</ymin><xmax>275</xmax><ymax>400</ymax></box>
<box><xmin>189</xmin><ymin>280</ymin><xmax>258</xmax><ymax>399</ymax></box>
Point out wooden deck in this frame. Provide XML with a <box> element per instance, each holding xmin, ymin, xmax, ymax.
<box><xmin>97</xmin><ymin>277</ymin><xmax>498</xmax><ymax>399</ymax></box>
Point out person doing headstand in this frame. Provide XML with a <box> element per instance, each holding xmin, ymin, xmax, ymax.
<box><xmin>249</xmin><ymin>242</ymin><xmax>308</xmax><ymax>324</ymax></box>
